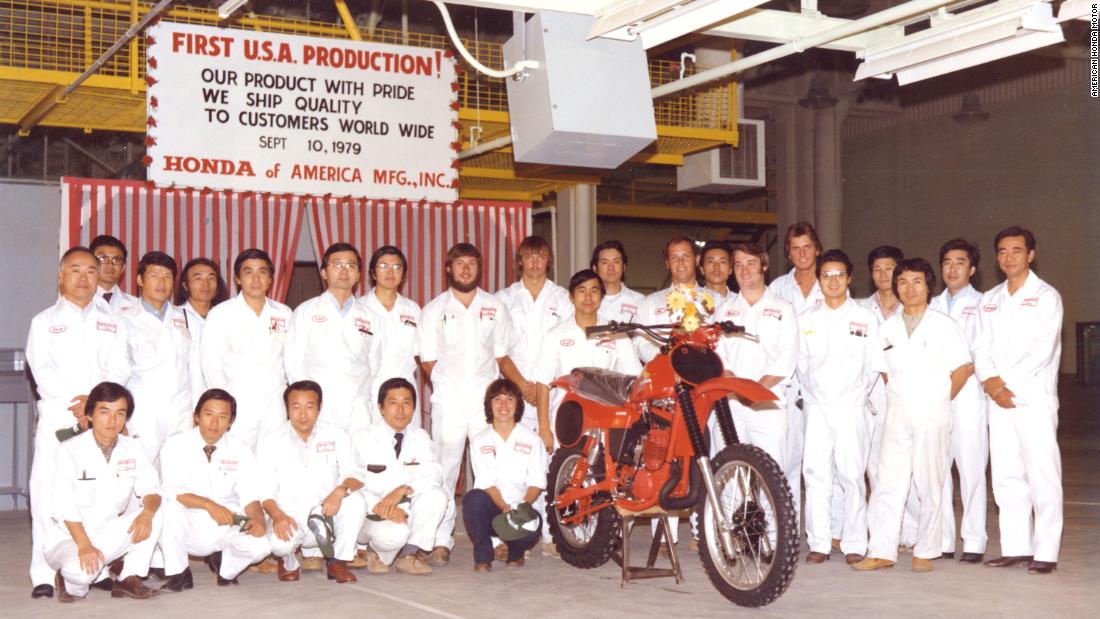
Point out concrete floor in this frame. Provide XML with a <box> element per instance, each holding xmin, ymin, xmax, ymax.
<box><xmin>3</xmin><ymin>380</ymin><xmax>1098</xmax><ymax>618</ymax></box>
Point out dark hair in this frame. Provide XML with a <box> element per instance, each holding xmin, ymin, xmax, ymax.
<box><xmin>515</xmin><ymin>235</ymin><xmax>553</xmax><ymax>279</ymax></box>
<box><xmin>590</xmin><ymin>240</ymin><xmax>628</xmax><ymax>269</ymax></box>
<box><xmin>60</xmin><ymin>246</ymin><xmax>95</xmax><ymax>266</ymax></box>
<box><xmin>175</xmin><ymin>258</ymin><xmax>230</xmax><ymax>306</ymax></box>
<box><xmin>892</xmin><ymin>258</ymin><xmax>936</xmax><ymax>303</ymax></box>
<box><xmin>89</xmin><ymin>235</ymin><xmax>128</xmax><ymax>260</ymax></box>
<box><xmin>994</xmin><ymin>225</ymin><xmax>1036</xmax><ymax>253</ymax></box>
<box><xmin>939</xmin><ymin>238</ymin><xmax>980</xmax><ymax>269</ymax></box>
<box><xmin>377</xmin><ymin>377</ymin><xmax>417</xmax><ymax>408</ymax></box>
<box><xmin>233</xmin><ymin>248</ymin><xmax>274</xmax><ymax>279</ymax></box>
<box><xmin>446</xmin><ymin>243</ymin><xmax>482</xmax><ymax>269</ymax></box>
<box><xmin>816</xmin><ymin>249</ymin><xmax>853</xmax><ymax>278</ymax></box>
<box><xmin>784</xmin><ymin>221</ymin><xmax>823</xmax><ymax>255</ymax></box>
<box><xmin>322</xmin><ymin>242</ymin><xmax>362</xmax><ymax>270</ymax></box>
<box><xmin>662</xmin><ymin>236</ymin><xmax>698</xmax><ymax>260</ymax></box>
<box><xmin>85</xmin><ymin>381</ymin><xmax>135</xmax><ymax>421</ymax></box>
<box><xmin>866</xmin><ymin>245</ymin><xmax>904</xmax><ymax>272</ymax></box>
<box><xmin>483</xmin><ymin>378</ymin><xmax>525</xmax><ymax>424</ymax></box>
<box><xmin>283</xmin><ymin>380</ymin><xmax>323</xmax><ymax>409</ymax></box>
<box><xmin>568</xmin><ymin>269</ymin><xmax>605</xmax><ymax>296</ymax></box>
<box><xmin>194</xmin><ymin>388</ymin><xmax>237</xmax><ymax>423</ymax></box>
<box><xmin>137</xmin><ymin>251</ymin><xmax>178</xmax><ymax>279</ymax></box>
<box><xmin>368</xmin><ymin>245</ymin><xmax>408</xmax><ymax>288</ymax></box>
<box><xmin>700</xmin><ymin>240</ymin><xmax>732</xmax><ymax>261</ymax></box>
<box><xmin>730</xmin><ymin>242</ymin><xmax>769</xmax><ymax>271</ymax></box>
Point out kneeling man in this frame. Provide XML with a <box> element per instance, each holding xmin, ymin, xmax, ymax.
<box><xmin>354</xmin><ymin>378</ymin><xmax>448</xmax><ymax>575</ymax></box>
<box><xmin>261</xmin><ymin>381</ymin><xmax>366</xmax><ymax>583</ymax></box>
<box><xmin>158</xmin><ymin>389</ymin><xmax>271</xmax><ymax>589</ymax></box>
<box><xmin>46</xmin><ymin>382</ymin><xmax>162</xmax><ymax>602</ymax></box>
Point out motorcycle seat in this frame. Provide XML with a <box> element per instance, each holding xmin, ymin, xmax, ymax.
<box><xmin>567</xmin><ymin>367</ymin><xmax>636</xmax><ymax>407</ymax></box>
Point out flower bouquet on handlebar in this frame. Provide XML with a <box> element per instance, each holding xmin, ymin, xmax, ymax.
<box><xmin>545</xmin><ymin>286</ymin><xmax>799</xmax><ymax>607</ymax></box>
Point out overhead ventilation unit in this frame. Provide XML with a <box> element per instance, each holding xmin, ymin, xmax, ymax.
<box><xmin>676</xmin><ymin>120</ymin><xmax>765</xmax><ymax>193</ymax></box>
<box><xmin>855</xmin><ymin>1</ymin><xmax>1064</xmax><ymax>85</ymax></box>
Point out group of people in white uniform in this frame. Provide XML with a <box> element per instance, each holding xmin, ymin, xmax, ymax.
<box><xmin>23</xmin><ymin>220</ymin><xmax>1064</xmax><ymax>604</ymax></box>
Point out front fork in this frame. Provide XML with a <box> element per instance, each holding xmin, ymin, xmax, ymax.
<box><xmin>676</xmin><ymin>384</ymin><xmax>737</xmax><ymax>558</ymax></box>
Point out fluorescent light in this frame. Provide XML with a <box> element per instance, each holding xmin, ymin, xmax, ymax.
<box><xmin>217</xmin><ymin>0</ymin><xmax>248</xmax><ymax>19</ymax></box>
<box><xmin>590</xmin><ymin>0</ymin><xmax>769</xmax><ymax>49</ymax></box>
<box><xmin>855</xmin><ymin>1</ymin><xmax>1062</xmax><ymax>82</ymax></box>
<box><xmin>1057</xmin><ymin>0</ymin><xmax>1095</xmax><ymax>21</ymax></box>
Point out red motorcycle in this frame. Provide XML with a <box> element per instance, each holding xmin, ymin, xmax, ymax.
<box><xmin>546</xmin><ymin>321</ymin><xmax>798</xmax><ymax>607</ymax></box>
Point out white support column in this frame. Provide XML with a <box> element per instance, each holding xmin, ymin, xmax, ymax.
<box><xmin>556</xmin><ymin>183</ymin><xmax>597</xmax><ymax>278</ymax></box>
<box><xmin>813</xmin><ymin>104</ymin><xmax>842</xmax><ymax>250</ymax></box>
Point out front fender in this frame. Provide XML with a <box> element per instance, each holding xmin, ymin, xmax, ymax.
<box><xmin>692</xmin><ymin>376</ymin><xmax>778</xmax><ymax>415</ymax></box>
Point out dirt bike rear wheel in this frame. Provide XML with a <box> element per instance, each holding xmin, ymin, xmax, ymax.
<box><xmin>697</xmin><ymin>443</ymin><xmax>798</xmax><ymax>607</ymax></box>
<box><xmin>546</xmin><ymin>446</ymin><xmax>620</xmax><ymax>569</ymax></box>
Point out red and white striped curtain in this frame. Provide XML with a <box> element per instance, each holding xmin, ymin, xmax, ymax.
<box><xmin>60</xmin><ymin>177</ymin><xmax>305</xmax><ymax>301</ymax></box>
<box><xmin>306</xmin><ymin>197</ymin><xmax>531</xmax><ymax>306</ymax></box>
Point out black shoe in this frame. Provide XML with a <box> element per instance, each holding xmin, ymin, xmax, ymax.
<box><xmin>959</xmin><ymin>552</ymin><xmax>984</xmax><ymax>564</ymax></box>
<box><xmin>204</xmin><ymin>553</ymin><xmax>238</xmax><ymax>586</ymax></box>
<box><xmin>148</xmin><ymin>567</ymin><xmax>168</xmax><ymax>581</ymax></box>
<box><xmin>160</xmin><ymin>568</ymin><xmax>194</xmax><ymax>592</ymax></box>
<box><xmin>1028</xmin><ymin>560</ymin><xmax>1057</xmax><ymax>574</ymax></box>
<box><xmin>939</xmin><ymin>552</ymin><xmax>955</xmax><ymax>560</ymax></box>
<box><xmin>90</xmin><ymin>578</ymin><xmax>114</xmax><ymax>591</ymax></box>
<box><xmin>31</xmin><ymin>584</ymin><xmax>54</xmax><ymax>599</ymax></box>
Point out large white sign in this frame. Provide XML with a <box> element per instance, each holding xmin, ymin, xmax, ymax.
<box><xmin>146</xmin><ymin>22</ymin><xmax>458</xmax><ymax>201</ymax></box>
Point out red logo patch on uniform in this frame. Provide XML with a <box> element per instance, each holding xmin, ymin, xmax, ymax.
<box><xmin>311</xmin><ymin>315</ymin><xmax>327</xmax><ymax>323</ymax></box>
<box><xmin>655</xmin><ymin>308</ymin><xmax>668</xmax><ymax>315</ymax></box>
<box><xmin>1022</xmin><ymin>297</ymin><xmax>1039</xmax><ymax>307</ymax></box>
<box><xmin>219</xmin><ymin>459</ymin><xmax>239</xmax><ymax>471</ymax></box>
<box><xmin>173</xmin><ymin>318</ymin><xmax>186</xmax><ymax>328</ymax></box>
<box><xmin>269</xmin><ymin>317</ymin><xmax>286</xmax><ymax>333</ymax></box>
<box><xmin>117</xmin><ymin>458</ymin><xmax>136</xmax><ymax>472</ymax></box>
<box><xmin>480</xmin><ymin>445</ymin><xmax>495</xmax><ymax>456</ymax></box>
<box><xmin>597</xmin><ymin>338</ymin><xmax>616</xmax><ymax>349</ymax></box>
<box><xmin>354</xmin><ymin>317</ymin><xmax>371</xmax><ymax>332</ymax></box>
<box><xmin>983</xmin><ymin>304</ymin><xmax>998</xmax><ymax>312</ymax></box>
<box><xmin>316</xmin><ymin>441</ymin><xmax>336</xmax><ymax>453</ymax></box>
<box><xmin>479</xmin><ymin>307</ymin><xmax>497</xmax><ymax>320</ymax></box>
<box><xmin>514</xmin><ymin>442</ymin><xmax>532</xmax><ymax>454</ymax></box>
<box><xmin>560</xmin><ymin>339</ymin><xmax>575</xmax><ymax>347</ymax></box>
<box><xmin>96</xmin><ymin>321</ymin><xmax>117</xmax><ymax>333</ymax></box>
<box><xmin>49</xmin><ymin>325</ymin><xmax>67</xmax><ymax>334</ymax></box>
<box><xmin>622</xmin><ymin>304</ymin><xmax>637</xmax><ymax>315</ymax></box>
<box><xmin>725</xmin><ymin>309</ymin><xmax>740</xmax><ymax>317</ymax></box>
<box><xmin>763</xmin><ymin>308</ymin><xmax>784</xmax><ymax>320</ymax></box>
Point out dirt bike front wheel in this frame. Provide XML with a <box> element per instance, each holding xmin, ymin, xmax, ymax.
<box><xmin>546</xmin><ymin>446</ymin><xmax>620</xmax><ymax>569</ymax></box>
<box><xmin>697</xmin><ymin>443</ymin><xmax>799</xmax><ymax>607</ymax></box>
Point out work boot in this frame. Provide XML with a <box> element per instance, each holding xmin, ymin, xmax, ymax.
<box><xmin>851</xmin><ymin>557</ymin><xmax>895</xmax><ymax>571</ymax></box>
<box><xmin>365</xmin><ymin>548</ymin><xmax>390</xmax><ymax>575</ymax></box>
<box><xmin>326</xmin><ymin>559</ymin><xmax>357</xmax><ymax>584</ymax></box>
<box><xmin>394</xmin><ymin>554</ymin><xmax>432</xmax><ymax>576</ymax></box>
<box><xmin>427</xmin><ymin>546</ymin><xmax>451</xmax><ymax>567</ymax></box>
<box><xmin>111</xmin><ymin>576</ymin><xmax>159</xmax><ymax>599</ymax></box>
<box><xmin>911</xmin><ymin>557</ymin><xmax>933</xmax><ymax>572</ymax></box>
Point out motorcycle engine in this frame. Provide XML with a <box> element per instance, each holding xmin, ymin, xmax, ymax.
<box><xmin>630</xmin><ymin>428</ymin><xmax>670</xmax><ymax>500</ymax></box>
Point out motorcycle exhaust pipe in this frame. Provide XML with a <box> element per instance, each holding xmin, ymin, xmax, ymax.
<box><xmin>658</xmin><ymin>457</ymin><xmax>701</xmax><ymax>511</ymax></box>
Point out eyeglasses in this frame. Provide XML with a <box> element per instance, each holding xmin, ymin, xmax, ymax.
<box><xmin>375</xmin><ymin>263</ymin><xmax>403</xmax><ymax>273</ymax></box>
<box><xmin>95</xmin><ymin>255</ymin><xmax>125</xmax><ymax>266</ymax></box>
<box><xmin>326</xmin><ymin>262</ymin><xmax>359</xmax><ymax>271</ymax></box>
<box><xmin>821</xmin><ymin>270</ymin><xmax>848</xmax><ymax>280</ymax></box>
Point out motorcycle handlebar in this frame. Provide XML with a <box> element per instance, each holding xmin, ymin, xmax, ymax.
<box><xmin>584</xmin><ymin>320</ymin><xmax>753</xmax><ymax>339</ymax></box>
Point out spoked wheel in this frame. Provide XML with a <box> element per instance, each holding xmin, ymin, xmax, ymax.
<box><xmin>546</xmin><ymin>446</ymin><xmax>620</xmax><ymax>569</ymax></box>
<box><xmin>697</xmin><ymin>444</ymin><xmax>798</xmax><ymax>607</ymax></box>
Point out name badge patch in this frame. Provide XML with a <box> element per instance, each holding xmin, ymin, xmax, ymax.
<box><xmin>96</xmin><ymin>321</ymin><xmax>117</xmax><ymax>333</ymax></box>
<box><xmin>983</xmin><ymin>304</ymin><xmax>998</xmax><ymax>313</ymax></box>
<box><xmin>311</xmin><ymin>315</ymin><xmax>328</xmax><ymax>323</ymax></box>
<box><xmin>480</xmin><ymin>445</ymin><xmax>496</xmax><ymax>456</ymax></box>
<box><xmin>49</xmin><ymin>325</ymin><xmax>67</xmax><ymax>334</ymax></box>
<box><xmin>117</xmin><ymin>458</ymin><xmax>136</xmax><ymax>472</ymax></box>
<box><xmin>173</xmin><ymin>318</ymin><xmax>186</xmax><ymax>328</ymax></box>
<box><xmin>621</xmin><ymin>304</ymin><xmax>637</xmax><ymax>315</ymax></box>
<box><xmin>479</xmin><ymin>307</ymin><xmax>497</xmax><ymax>320</ymax></box>
<box><xmin>400</xmin><ymin>314</ymin><xmax>417</xmax><ymax>328</ymax></box>
<box><xmin>1021</xmin><ymin>297</ymin><xmax>1039</xmax><ymax>308</ymax></box>
<box><xmin>597</xmin><ymin>338</ymin><xmax>616</xmax><ymax>349</ymax></box>
<box><xmin>763</xmin><ymin>308</ymin><xmax>783</xmax><ymax>320</ymax></box>
<box><xmin>269</xmin><ymin>317</ymin><xmax>287</xmax><ymax>333</ymax></box>
<box><xmin>962</xmin><ymin>305</ymin><xmax>978</xmax><ymax>316</ymax></box>
<box><xmin>849</xmin><ymin>322</ymin><xmax>868</xmax><ymax>337</ymax></box>
<box><xmin>316</xmin><ymin>441</ymin><xmax>336</xmax><ymax>453</ymax></box>
<box><xmin>219</xmin><ymin>459</ymin><xmax>239</xmax><ymax>471</ymax></box>
<box><xmin>514</xmin><ymin>442</ymin><xmax>532</xmax><ymax>455</ymax></box>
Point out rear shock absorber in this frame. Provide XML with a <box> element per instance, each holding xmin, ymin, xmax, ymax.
<box><xmin>675</xmin><ymin>383</ymin><xmax>707</xmax><ymax>457</ymax></box>
<box><xmin>569</xmin><ymin>431</ymin><xmax>598</xmax><ymax>487</ymax></box>
<box><xmin>713</xmin><ymin>396</ymin><xmax>740</xmax><ymax>447</ymax></box>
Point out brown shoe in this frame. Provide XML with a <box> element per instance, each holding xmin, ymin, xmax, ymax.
<box><xmin>506</xmin><ymin>557</ymin><xmax>526</xmax><ymax>568</ymax></box>
<box><xmin>55</xmin><ymin>571</ymin><xmax>79</xmax><ymax>603</ymax></box>
<box><xmin>300</xmin><ymin>556</ymin><xmax>325</xmax><ymax>572</ymax></box>
<box><xmin>365</xmin><ymin>548</ymin><xmax>391</xmax><ymax>575</ymax></box>
<box><xmin>831</xmin><ymin>538</ymin><xmax>842</xmax><ymax>553</ymax></box>
<box><xmin>897</xmin><ymin>544</ymin><xmax>914</xmax><ymax>554</ymax></box>
<box><xmin>395</xmin><ymin>554</ymin><xmax>432</xmax><ymax>576</ymax></box>
<box><xmin>348</xmin><ymin>550</ymin><xmax>369</xmax><ymax>570</ymax></box>
<box><xmin>473</xmin><ymin>562</ymin><xmax>492</xmax><ymax>573</ymax></box>
<box><xmin>688</xmin><ymin>537</ymin><xmax>700</xmax><ymax>551</ymax></box>
<box><xmin>806</xmin><ymin>551</ymin><xmax>829</xmax><ymax>564</ymax></box>
<box><xmin>851</xmin><ymin>557</ymin><xmax>895</xmax><ymax>571</ymax></box>
<box><xmin>911</xmin><ymin>557</ymin><xmax>933</xmax><ymax>572</ymax></box>
<box><xmin>984</xmin><ymin>555</ymin><xmax>1033</xmax><ymax>568</ymax></box>
<box><xmin>494</xmin><ymin>543</ymin><xmax>508</xmax><ymax>562</ymax></box>
<box><xmin>252</xmin><ymin>556</ymin><xmax>279</xmax><ymax>574</ymax></box>
<box><xmin>427</xmin><ymin>546</ymin><xmax>451</xmax><ymax>567</ymax></box>
<box><xmin>111</xmin><ymin>575</ymin><xmax>158</xmax><ymax>599</ymax></box>
<box><xmin>327</xmin><ymin>559</ymin><xmax>357</xmax><ymax>584</ymax></box>
<box><xmin>845</xmin><ymin>553</ymin><xmax>865</xmax><ymax>565</ymax></box>
<box><xmin>277</xmin><ymin>558</ymin><xmax>300</xmax><ymax>582</ymax></box>
<box><xmin>1028</xmin><ymin>561</ymin><xmax>1057</xmax><ymax>574</ymax></box>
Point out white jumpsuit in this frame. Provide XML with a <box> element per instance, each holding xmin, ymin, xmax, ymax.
<box><xmin>798</xmin><ymin>298</ymin><xmax>885</xmax><ymax>556</ymax></box>
<box><xmin>201</xmin><ymin>293</ymin><xmax>292</xmax><ymax>449</ymax></box>
<box><xmin>181</xmin><ymin>301</ymin><xmax>209</xmax><ymax>406</ymax></box>
<box><xmin>47</xmin><ymin>432</ymin><xmax>162</xmax><ymax>597</ymax></box>
<box><xmin>260</xmin><ymin>420</ymin><xmax>367</xmax><ymax>569</ymax></box>
<box><xmin>352</xmin><ymin>421</ymin><xmax>449</xmax><ymax>561</ymax></box>
<box><xmin>974</xmin><ymin>270</ymin><xmax>1063</xmax><ymax>563</ymax></box>
<box><xmin>496</xmin><ymin>280</ymin><xmax>574</xmax><ymax>431</ymax></box>
<box><xmin>95</xmin><ymin>284</ymin><xmax>138</xmax><ymax>314</ymax></box>
<box><xmin>120</xmin><ymin>301</ymin><xmax>193</xmax><ymax>459</ymax></box>
<box><xmin>597</xmin><ymin>285</ymin><xmax>645</xmax><ymax>325</ymax></box>
<box><xmin>866</xmin><ymin>309</ymin><xmax>970</xmax><ymax>562</ymax></box>
<box><xmin>158</xmin><ymin>427</ymin><xmax>272</xmax><ymax>580</ymax></box>
<box><xmin>418</xmin><ymin>288</ymin><xmax>513</xmax><ymax>550</ymax></box>
<box><xmin>284</xmin><ymin>291</ymin><xmax>381</xmax><ymax>433</ymax></box>
<box><xmin>25</xmin><ymin>297</ymin><xmax>129</xmax><ymax>587</ymax></box>
<box><xmin>928</xmin><ymin>284</ymin><xmax>988</xmax><ymax>555</ymax></box>
<box><xmin>361</xmin><ymin>288</ymin><xmax>423</xmax><ymax>429</ymax></box>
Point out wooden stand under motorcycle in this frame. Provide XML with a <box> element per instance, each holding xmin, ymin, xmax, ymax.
<box><xmin>546</xmin><ymin>321</ymin><xmax>799</xmax><ymax>608</ymax></box>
